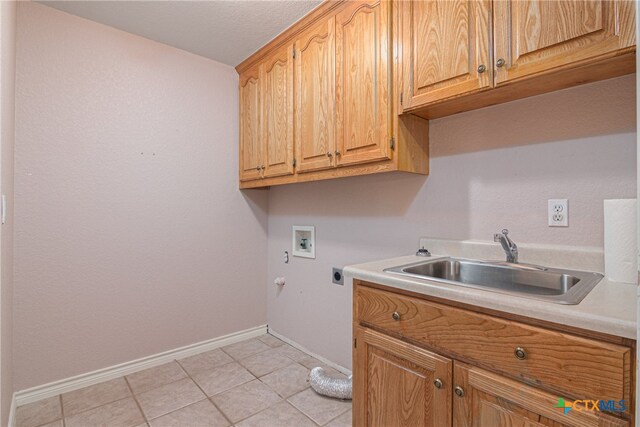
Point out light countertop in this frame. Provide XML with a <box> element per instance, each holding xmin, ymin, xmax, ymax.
<box><xmin>344</xmin><ymin>246</ymin><xmax>637</xmax><ymax>340</ymax></box>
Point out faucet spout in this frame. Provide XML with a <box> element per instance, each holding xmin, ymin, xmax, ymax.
<box><xmin>494</xmin><ymin>229</ymin><xmax>518</xmax><ymax>263</ymax></box>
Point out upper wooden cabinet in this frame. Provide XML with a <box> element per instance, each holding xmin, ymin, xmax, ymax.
<box><xmin>493</xmin><ymin>0</ymin><xmax>636</xmax><ymax>85</ymax></box>
<box><xmin>237</xmin><ymin>0</ymin><xmax>634</xmax><ymax>187</ymax></box>
<box><xmin>261</xmin><ymin>44</ymin><xmax>294</xmax><ymax>178</ymax></box>
<box><xmin>400</xmin><ymin>0</ymin><xmax>492</xmax><ymax>109</ymax></box>
<box><xmin>237</xmin><ymin>0</ymin><xmax>429</xmax><ymax>188</ymax></box>
<box><xmin>239</xmin><ymin>48</ymin><xmax>294</xmax><ymax>182</ymax></box>
<box><xmin>399</xmin><ymin>0</ymin><xmax>636</xmax><ymax>117</ymax></box>
<box><xmin>294</xmin><ymin>18</ymin><xmax>336</xmax><ymax>173</ymax></box>
<box><xmin>239</xmin><ymin>66</ymin><xmax>262</xmax><ymax>182</ymax></box>
<box><xmin>335</xmin><ymin>0</ymin><xmax>391</xmax><ymax>166</ymax></box>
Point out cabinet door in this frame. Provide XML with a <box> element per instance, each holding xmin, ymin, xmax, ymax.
<box><xmin>239</xmin><ymin>67</ymin><xmax>262</xmax><ymax>181</ymax></box>
<box><xmin>261</xmin><ymin>45</ymin><xmax>294</xmax><ymax>178</ymax></box>
<box><xmin>294</xmin><ymin>18</ymin><xmax>336</xmax><ymax>173</ymax></box>
<box><xmin>453</xmin><ymin>362</ymin><xmax>629</xmax><ymax>427</ymax></box>
<box><xmin>335</xmin><ymin>0</ymin><xmax>390</xmax><ymax>166</ymax></box>
<box><xmin>401</xmin><ymin>0</ymin><xmax>491</xmax><ymax>110</ymax></box>
<box><xmin>354</xmin><ymin>327</ymin><xmax>452</xmax><ymax>427</ymax></box>
<box><xmin>493</xmin><ymin>0</ymin><xmax>636</xmax><ymax>85</ymax></box>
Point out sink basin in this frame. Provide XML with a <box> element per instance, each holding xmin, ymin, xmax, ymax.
<box><xmin>383</xmin><ymin>257</ymin><xmax>603</xmax><ymax>305</ymax></box>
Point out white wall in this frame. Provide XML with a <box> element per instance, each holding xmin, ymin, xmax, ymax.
<box><xmin>267</xmin><ymin>75</ymin><xmax>637</xmax><ymax>370</ymax></box>
<box><xmin>0</xmin><ymin>1</ymin><xmax>16</xmax><ymax>424</ymax></box>
<box><xmin>13</xmin><ymin>2</ymin><xmax>268</xmax><ymax>391</ymax></box>
<box><xmin>10</xmin><ymin>0</ymin><xmax>638</xmax><ymax>398</ymax></box>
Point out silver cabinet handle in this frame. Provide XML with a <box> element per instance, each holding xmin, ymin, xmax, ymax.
<box><xmin>327</xmin><ymin>152</ymin><xmax>333</xmax><ymax>157</ymax></box>
<box><xmin>496</xmin><ymin>58</ymin><xmax>505</xmax><ymax>67</ymax></box>
<box><xmin>434</xmin><ymin>378</ymin><xmax>443</xmax><ymax>389</ymax></box>
<box><xmin>454</xmin><ymin>386</ymin><xmax>464</xmax><ymax>397</ymax></box>
<box><xmin>514</xmin><ymin>347</ymin><xmax>527</xmax><ymax>360</ymax></box>
<box><xmin>477</xmin><ymin>64</ymin><xmax>486</xmax><ymax>73</ymax></box>
<box><xmin>391</xmin><ymin>312</ymin><xmax>400</xmax><ymax>321</ymax></box>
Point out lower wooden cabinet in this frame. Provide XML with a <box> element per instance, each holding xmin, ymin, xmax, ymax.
<box><xmin>354</xmin><ymin>327</ymin><xmax>452</xmax><ymax>427</ymax></box>
<box><xmin>453</xmin><ymin>363</ymin><xmax>629</xmax><ymax>427</ymax></box>
<box><xmin>353</xmin><ymin>280</ymin><xmax>635</xmax><ymax>427</ymax></box>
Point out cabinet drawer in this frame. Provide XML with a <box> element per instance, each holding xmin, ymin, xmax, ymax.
<box><xmin>453</xmin><ymin>362</ymin><xmax>629</xmax><ymax>427</ymax></box>
<box><xmin>355</xmin><ymin>284</ymin><xmax>633</xmax><ymax>406</ymax></box>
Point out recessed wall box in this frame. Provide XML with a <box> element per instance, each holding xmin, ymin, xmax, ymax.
<box><xmin>292</xmin><ymin>225</ymin><xmax>315</xmax><ymax>259</ymax></box>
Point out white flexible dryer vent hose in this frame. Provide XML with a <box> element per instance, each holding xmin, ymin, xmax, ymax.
<box><xmin>309</xmin><ymin>367</ymin><xmax>352</xmax><ymax>400</ymax></box>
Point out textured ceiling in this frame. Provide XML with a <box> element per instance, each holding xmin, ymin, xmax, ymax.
<box><xmin>37</xmin><ymin>1</ymin><xmax>322</xmax><ymax>66</ymax></box>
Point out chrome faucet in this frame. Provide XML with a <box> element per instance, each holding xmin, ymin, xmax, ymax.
<box><xmin>494</xmin><ymin>229</ymin><xmax>518</xmax><ymax>263</ymax></box>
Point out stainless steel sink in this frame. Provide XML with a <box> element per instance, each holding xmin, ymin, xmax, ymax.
<box><xmin>383</xmin><ymin>257</ymin><xmax>603</xmax><ymax>305</ymax></box>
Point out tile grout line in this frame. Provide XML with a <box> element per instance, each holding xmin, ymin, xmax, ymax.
<box><xmin>319</xmin><ymin>406</ymin><xmax>351</xmax><ymax>427</ymax></box>
<box><xmin>236</xmin><ymin>352</ymin><xmax>299</xmax><ymax>378</ymax></box>
<box><xmin>123</xmin><ymin>375</ymin><xmax>149</xmax><ymax>425</ymax></box>
<box><xmin>130</xmin><ymin>370</ymin><xmax>210</xmax><ymax>424</ymax></box>
<box><xmin>40</xmin><ymin>334</ymin><xmax>346</xmax><ymax>427</ymax></box>
<box><xmin>258</xmin><ymin>362</ymin><xmax>311</xmax><ymax>400</ymax></box>
<box><xmin>254</xmin><ymin>372</ymin><xmax>320</xmax><ymax>427</ymax></box>
<box><xmin>201</xmin><ymin>337</ymin><xmax>306</xmax><ymax>426</ymax></box>
<box><xmin>174</xmin><ymin>357</ymin><xmax>235</xmax><ymax>427</ymax></box>
<box><xmin>219</xmin><ymin>335</ymin><xmax>278</xmax><ymax>361</ymax></box>
<box><xmin>58</xmin><ymin>396</ymin><xmax>135</xmax><ymax>426</ymax></box>
<box><xmin>252</xmin><ymin>335</ymin><xmax>347</xmax><ymax>426</ymax></box>
<box><xmin>228</xmin><ymin>354</ymin><xmax>319</xmax><ymax>425</ymax></box>
<box><xmin>284</xmin><ymin>381</ymin><xmax>351</xmax><ymax>427</ymax></box>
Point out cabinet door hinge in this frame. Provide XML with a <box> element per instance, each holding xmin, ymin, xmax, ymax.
<box><xmin>389</xmin><ymin>136</ymin><xmax>395</xmax><ymax>150</ymax></box>
<box><xmin>354</xmin><ymin>338</ymin><xmax>357</xmax><ymax>349</ymax></box>
<box><xmin>400</xmin><ymin>92</ymin><xmax>403</xmax><ymax>106</ymax></box>
<box><xmin>292</xmin><ymin>47</ymin><xmax>296</xmax><ymax>59</ymax></box>
<box><xmin>292</xmin><ymin>158</ymin><xmax>296</xmax><ymax>167</ymax></box>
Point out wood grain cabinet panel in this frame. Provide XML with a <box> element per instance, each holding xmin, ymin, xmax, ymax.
<box><xmin>236</xmin><ymin>0</ymin><xmax>430</xmax><ymax>188</ymax></box>
<box><xmin>354</xmin><ymin>281</ymin><xmax>635</xmax><ymax>427</ymax></box>
<box><xmin>239</xmin><ymin>66</ymin><xmax>262</xmax><ymax>181</ymax></box>
<box><xmin>453</xmin><ymin>362</ymin><xmax>629</xmax><ymax>427</ymax></box>
<box><xmin>335</xmin><ymin>0</ymin><xmax>391</xmax><ymax>166</ymax></box>
<box><xmin>355</xmin><ymin>285</ymin><xmax>632</xmax><ymax>409</ymax></box>
<box><xmin>493</xmin><ymin>0</ymin><xmax>636</xmax><ymax>85</ymax></box>
<box><xmin>354</xmin><ymin>327</ymin><xmax>452</xmax><ymax>427</ymax></box>
<box><xmin>400</xmin><ymin>0</ymin><xmax>492</xmax><ymax>109</ymax></box>
<box><xmin>261</xmin><ymin>45</ymin><xmax>294</xmax><ymax>178</ymax></box>
<box><xmin>294</xmin><ymin>18</ymin><xmax>336</xmax><ymax>173</ymax></box>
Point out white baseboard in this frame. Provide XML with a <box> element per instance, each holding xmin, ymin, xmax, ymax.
<box><xmin>15</xmin><ymin>325</ymin><xmax>267</xmax><ymax>407</ymax></box>
<box><xmin>7</xmin><ymin>392</ymin><xmax>16</xmax><ymax>427</ymax></box>
<box><xmin>268</xmin><ymin>329</ymin><xmax>351</xmax><ymax>376</ymax></box>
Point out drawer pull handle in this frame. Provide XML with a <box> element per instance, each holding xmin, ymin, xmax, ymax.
<box><xmin>391</xmin><ymin>312</ymin><xmax>400</xmax><ymax>321</ymax></box>
<box><xmin>454</xmin><ymin>386</ymin><xmax>464</xmax><ymax>397</ymax></box>
<box><xmin>514</xmin><ymin>347</ymin><xmax>527</xmax><ymax>360</ymax></box>
<box><xmin>434</xmin><ymin>378</ymin><xmax>443</xmax><ymax>389</ymax></box>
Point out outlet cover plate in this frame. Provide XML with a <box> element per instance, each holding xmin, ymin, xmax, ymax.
<box><xmin>548</xmin><ymin>199</ymin><xmax>568</xmax><ymax>227</ymax></box>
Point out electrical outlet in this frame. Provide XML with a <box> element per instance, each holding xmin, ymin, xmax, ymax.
<box><xmin>548</xmin><ymin>199</ymin><xmax>568</xmax><ymax>227</ymax></box>
<box><xmin>332</xmin><ymin>268</ymin><xmax>344</xmax><ymax>285</ymax></box>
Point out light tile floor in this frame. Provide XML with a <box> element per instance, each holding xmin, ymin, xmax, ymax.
<box><xmin>15</xmin><ymin>334</ymin><xmax>352</xmax><ymax>427</ymax></box>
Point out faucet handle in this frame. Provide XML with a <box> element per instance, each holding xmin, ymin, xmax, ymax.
<box><xmin>494</xmin><ymin>229</ymin><xmax>509</xmax><ymax>242</ymax></box>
